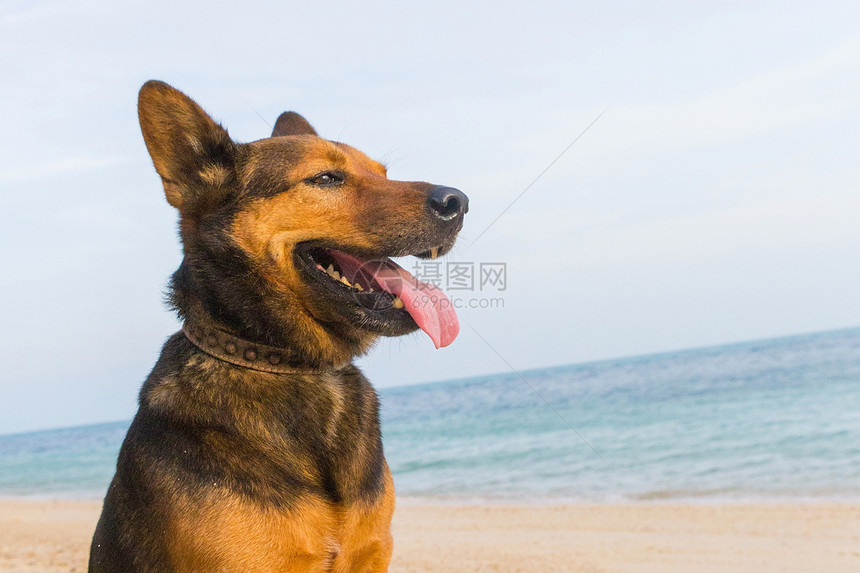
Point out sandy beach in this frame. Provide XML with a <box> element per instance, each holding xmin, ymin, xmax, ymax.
<box><xmin>0</xmin><ymin>500</ymin><xmax>856</xmax><ymax>572</ymax></box>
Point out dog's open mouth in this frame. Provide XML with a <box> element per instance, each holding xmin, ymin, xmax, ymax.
<box><xmin>295</xmin><ymin>245</ymin><xmax>459</xmax><ymax>348</ymax></box>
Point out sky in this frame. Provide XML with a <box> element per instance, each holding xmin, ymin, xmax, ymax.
<box><xmin>1</xmin><ymin>0</ymin><xmax>859</xmax><ymax>435</ymax></box>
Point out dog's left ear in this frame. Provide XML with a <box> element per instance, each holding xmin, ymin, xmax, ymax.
<box><xmin>138</xmin><ymin>80</ymin><xmax>237</xmax><ymax>213</ymax></box>
<box><xmin>272</xmin><ymin>111</ymin><xmax>318</xmax><ymax>137</ymax></box>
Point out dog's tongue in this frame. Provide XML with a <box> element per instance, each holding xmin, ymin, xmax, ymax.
<box><xmin>330</xmin><ymin>251</ymin><xmax>459</xmax><ymax>348</ymax></box>
<box><xmin>372</xmin><ymin>260</ymin><xmax>460</xmax><ymax>348</ymax></box>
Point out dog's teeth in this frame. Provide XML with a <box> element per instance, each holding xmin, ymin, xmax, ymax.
<box><xmin>340</xmin><ymin>276</ymin><xmax>352</xmax><ymax>287</ymax></box>
<box><xmin>324</xmin><ymin>264</ymin><xmax>343</xmax><ymax>281</ymax></box>
<box><xmin>392</xmin><ymin>296</ymin><xmax>404</xmax><ymax>309</ymax></box>
<box><xmin>354</xmin><ymin>283</ymin><xmax>363</xmax><ymax>291</ymax></box>
<box><xmin>430</xmin><ymin>247</ymin><xmax>439</xmax><ymax>260</ymax></box>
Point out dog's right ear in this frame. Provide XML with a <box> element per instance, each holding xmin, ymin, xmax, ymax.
<box><xmin>138</xmin><ymin>80</ymin><xmax>237</xmax><ymax>212</ymax></box>
<box><xmin>272</xmin><ymin>111</ymin><xmax>318</xmax><ymax>137</ymax></box>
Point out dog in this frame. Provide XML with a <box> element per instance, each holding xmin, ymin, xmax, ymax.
<box><xmin>88</xmin><ymin>80</ymin><xmax>467</xmax><ymax>572</ymax></box>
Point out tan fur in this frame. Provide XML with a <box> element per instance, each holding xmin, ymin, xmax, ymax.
<box><xmin>198</xmin><ymin>163</ymin><xmax>230</xmax><ymax>187</ymax></box>
<box><xmin>163</xmin><ymin>466</ymin><xmax>394</xmax><ymax>573</ymax></box>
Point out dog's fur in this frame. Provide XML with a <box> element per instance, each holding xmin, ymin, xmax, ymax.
<box><xmin>88</xmin><ymin>81</ymin><xmax>466</xmax><ymax>572</ymax></box>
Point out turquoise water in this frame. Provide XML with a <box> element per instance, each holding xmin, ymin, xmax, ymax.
<box><xmin>2</xmin><ymin>328</ymin><xmax>859</xmax><ymax>502</ymax></box>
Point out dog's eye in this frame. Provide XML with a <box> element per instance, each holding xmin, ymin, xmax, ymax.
<box><xmin>307</xmin><ymin>171</ymin><xmax>344</xmax><ymax>187</ymax></box>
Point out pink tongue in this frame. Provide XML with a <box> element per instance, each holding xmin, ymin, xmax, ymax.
<box><xmin>329</xmin><ymin>251</ymin><xmax>460</xmax><ymax>348</ymax></box>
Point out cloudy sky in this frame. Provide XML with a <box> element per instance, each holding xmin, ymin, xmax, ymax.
<box><xmin>2</xmin><ymin>0</ymin><xmax>859</xmax><ymax>434</ymax></box>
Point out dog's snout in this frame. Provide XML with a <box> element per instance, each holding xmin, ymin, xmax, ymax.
<box><xmin>427</xmin><ymin>186</ymin><xmax>469</xmax><ymax>221</ymax></box>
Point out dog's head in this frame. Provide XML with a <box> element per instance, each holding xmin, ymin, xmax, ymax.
<box><xmin>138</xmin><ymin>81</ymin><xmax>467</xmax><ymax>367</ymax></box>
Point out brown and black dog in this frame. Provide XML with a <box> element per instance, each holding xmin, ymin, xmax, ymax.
<box><xmin>89</xmin><ymin>81</ymin><xmax>467</xmax><ymax>572</ymax></box>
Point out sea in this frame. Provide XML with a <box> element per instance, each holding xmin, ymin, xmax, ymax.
<box><xmin>1</xmin><ymin>327</ymin><xmax>858</xmax><ymax>503</ymax></box>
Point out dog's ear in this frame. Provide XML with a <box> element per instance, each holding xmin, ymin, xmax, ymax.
<box><xmin>272</xmin><ymin>111</ymin><xmax>318</xmax><ymax>137</ymax></box>
<box><xmin>138</xmin><ymin>80</ymin><xmax>237</xmax><ymax>212</ymax></box>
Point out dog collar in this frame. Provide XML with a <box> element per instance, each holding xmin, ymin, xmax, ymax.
<box><xmin>182</xmin><ymin>318</ymin><xmax>324</xmax><ymax>374</ymax></box>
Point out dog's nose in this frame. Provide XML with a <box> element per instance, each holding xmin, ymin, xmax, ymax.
<box><xmin>427</xmin><ymin>186</ymin><xmax>469</xmax><ymax>221</ymax></box>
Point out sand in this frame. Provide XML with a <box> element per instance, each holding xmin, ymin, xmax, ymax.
<box><xmin>0</xmin><ymin>500</ymin><xmax>857</xmax><ymax>572</ymax></box>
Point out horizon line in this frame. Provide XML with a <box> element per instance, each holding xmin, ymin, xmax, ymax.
<box><xmin>3</xmin><ymin>323</ymin><xmax>857</xmax><ymax>439</ymax></box>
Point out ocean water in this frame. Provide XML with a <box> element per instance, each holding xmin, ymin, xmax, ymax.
<box><xmin>1</xmin><ymin>328</ymin><xmax>858</xmax><ymax>502</ymax></box>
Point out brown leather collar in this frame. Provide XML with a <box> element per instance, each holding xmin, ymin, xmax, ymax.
<box><xmin>182</xmin><ymin>318</ymin><xmax>324</xmax><ymax>374</ymax></box>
